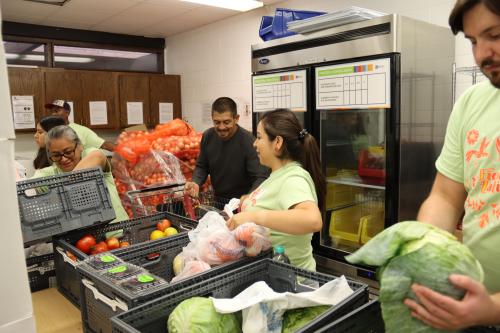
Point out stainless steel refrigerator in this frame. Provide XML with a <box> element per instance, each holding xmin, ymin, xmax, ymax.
<box><xmin>251</xmin><ymin>14</ymin><xmax>455</xmax><ymax>285</ymax></box>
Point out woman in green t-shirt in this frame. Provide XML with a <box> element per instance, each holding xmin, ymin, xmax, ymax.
<box><xmin>226</xmin><ymin>109</ymin><xmax>325</xmax><ymax>270</ymax></box>
<box><xmin>33</xmin><ymin>125</ymin><xmax>128</xmax><ymax>222</ymax></box>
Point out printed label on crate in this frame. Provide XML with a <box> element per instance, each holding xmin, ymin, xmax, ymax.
<box><xmin>316</xmin><ymin>58</ymin><xmax>391</xmax><ymax>110</ymax></box>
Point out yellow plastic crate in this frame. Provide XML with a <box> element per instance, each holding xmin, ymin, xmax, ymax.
<box><xmin>360</xmin><ymin>211</ymin><xmax>385</xmax><ymax>244</ymax></box>
<box><xmin>329</xmin><ymin>206</ymin><xmax>363</xmax><ymax>243</ymax></box>
<box><xmin>326</xmin><ymin>183</ymin><xmax>357</xmax><ymax>209</ymax></box>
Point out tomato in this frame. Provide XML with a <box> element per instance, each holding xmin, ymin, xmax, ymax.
<box><xmin>76</xmin><ymin>235</ymin><xmax>97</xmax><ymax>254</ymax></box>
<box><xmin>156</xmin><ymin>219</ymin><xmax>172</xmax><ymax>232</ymax></box>
<box><xmin>90</xmin><ymin>241</ymin><xmax>108</xmax><ymax>255</ymax></box>
<box><xmin>106</xmin><ymin>237</ymin><xmax>120</xmax><ymax>250</ymax></box>
<box><xmin>119</xmin><ymin>241</ymin><xmax>130</xmax><ymax>248</ymax></box>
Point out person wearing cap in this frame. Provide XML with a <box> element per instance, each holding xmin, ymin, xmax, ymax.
<box><xmin>45</xmin><ymin>99</ymin><xmax>116</xmax><ymax>151</ymax></box>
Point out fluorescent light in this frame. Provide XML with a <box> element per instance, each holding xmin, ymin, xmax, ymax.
<box><xmin>6</xmin><ymin>53</ymin><xmax>94</xmax><ymax>63</ymax></box>
<box><xmin>181</xmin><ymin>0</ymin><xmax>263</xmax><ymax>12</ymax></box>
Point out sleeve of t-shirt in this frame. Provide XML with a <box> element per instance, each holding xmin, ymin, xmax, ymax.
<box><xmin>435</xmin><ymin>93</ymin><xmax>466</xmax><ymax>183</ymax></box>
<box><xmin>192</xmin><ymin>131</ymin><xmax>209</xmax><ymax>186</ymax></box>
<box><xmin>79</xmin><ymin>126</ymin><xmax>105</xmax><ymax>149</ymax></box>
<box><xmin>278</xmin><ymin>175</ymin><xmax>317</xmax><ymax>210</ymax></box>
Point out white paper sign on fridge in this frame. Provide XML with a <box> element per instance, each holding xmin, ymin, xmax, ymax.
<box><xmin>11</xmin><ymin>95</ymin><xmax>35</xmax><ymax>129</ymax></box>
<box><xmin>126</xmin><ymin>102</ymin><xmax>144</xmax><ymax>125</ymax></box>
<box><xmin>89</xmin><ymin>101</ymin><xmax>108</xmax><ymax>125</ymax></box>
<box><xmin>159</xmin><ymin>102</ymin><xmax>173</xmax><ymax>124</ymax></box>
<box><xmin>67</xmin><ymin>101</ymin><xmax>75</xmax><ymax>123</ymax></box>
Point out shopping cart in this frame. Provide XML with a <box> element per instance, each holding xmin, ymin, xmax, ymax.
<box><xmin>125</xmin><ymin>183</ymin><xmax>231</xmax><ymax>221</ymax></box>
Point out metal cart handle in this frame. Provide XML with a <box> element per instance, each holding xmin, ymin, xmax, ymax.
<box><xmin>125</xmin><ymin>183</ymin><xmax>186</xmax><ymax>201</ymax></box>
<box><xmin>55</xmin><ymin>246</ymin><xmax>78</xmax><ymax>268</ymax></box>
<box><xmin>82</xmin><ymin>278</ymin><xmax>128</xmax><ymax>312</ymax></box>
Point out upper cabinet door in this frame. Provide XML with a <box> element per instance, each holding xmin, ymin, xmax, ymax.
<box><xmin>44</xmin><ymin>69</ymin><xmax>83</xmax><ymax>123</ymax></box>
<box><xmin>118</xmin><ymin>74</ymin><xmax>150</xmax><ymax>128</ymax></box>
<box><xmin>80</xmin><ymin>71</ymin><xmax>119</xmax><ymax>130</ymax></box>
<box><xmin>149</xmin><ymin>74</ymin><xmax>182</xmax><ymax>127</ymax></box>
<box><xmin>8</xmin><ymin>67</ymin><xmax>44</xmax><ymax>132</ymax></box>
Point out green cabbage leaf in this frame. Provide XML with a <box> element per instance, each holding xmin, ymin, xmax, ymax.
<box><xmin>167</xmin><ymin>296</ymin><xmax>241</xmax><ymax>333</ymax></box>
<box><xmin>281</xmin><ymin>305</ymin><xmax>330</xmax><ymax>333</ymax></box>
<box><xmin>346</xmin><ymin>221</ymin><xmax>483</xmax><ymax>333</ymax></box>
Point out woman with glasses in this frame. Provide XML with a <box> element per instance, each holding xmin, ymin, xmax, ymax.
<box><xmin>33</xmin><ymin>125</ymin><xmax>128</xmax><ymax>222</ymax></box>
<box><xmin>33</xmin><ymin>116</ymin><xmax>66</xmax><ymax>169</ymax></box>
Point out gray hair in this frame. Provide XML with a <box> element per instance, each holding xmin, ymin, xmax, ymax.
<box><xmin>45</xmin><ymin>125</ymin><xmax>81</xmax><ymax>150</ymax></box>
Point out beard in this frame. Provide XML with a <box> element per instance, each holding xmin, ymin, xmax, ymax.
<box><xmin>480</xmin><ymin>58</ymin><xmax>500</xmax><ymax>88</ymax></box>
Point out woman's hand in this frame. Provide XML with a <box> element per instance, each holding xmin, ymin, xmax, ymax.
<box><xmin>226</xmin><ymin>211</ymin><xmax>258</xmax><ymax>230</ymax></box>
<box><xmin>404</xmin><ymin>274</ymin><xmax>500</xmax><ymax>329</ymax></box>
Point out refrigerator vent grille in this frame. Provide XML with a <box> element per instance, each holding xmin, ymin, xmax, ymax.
<box><xmin>253</xmin><ymin>23</ymin><xmax>391</xmax><ymax>59</ymax></box>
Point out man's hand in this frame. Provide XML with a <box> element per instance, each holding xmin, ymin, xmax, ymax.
<box><xmin>184</xmin><ymin>181</ymin><xmax>200</xmax><ymax>198</ymax></box>
<box><xmin>404</xmin><ymin>274</ymin><xmax>500</xmax><ymax>329</ymax></box>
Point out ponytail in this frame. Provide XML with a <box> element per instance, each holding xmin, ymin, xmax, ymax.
<box><xmin>300</xmin><ymin>134</ymin><xmax>326</xmax><ymax>211</ymax></box>
<box><xmin>260</xmin><ymin>109</ymin><xmax>325</xmax><ymax>210</ymax></box>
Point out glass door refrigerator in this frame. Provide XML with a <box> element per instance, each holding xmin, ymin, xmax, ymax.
<box><xmin>251</xmin><ymin>14</ymin><xmax>454</xmax><ymax>286</ymax></box>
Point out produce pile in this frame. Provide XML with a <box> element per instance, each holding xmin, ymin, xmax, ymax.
<box><xmin>111</xmin><ymin>119</ymin><xmax>207</xmax><ymax>218</ymax></box>
<box><xmin>346</xmin><ymin>221</ymin><xmax>484</xmax><ymax>333</ymax></box>
<box><xmin>171</xmin><ymin>212</ymin><xmax>272</xmax><ymax>283</ymax></box>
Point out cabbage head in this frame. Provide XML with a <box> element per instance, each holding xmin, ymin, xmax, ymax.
<box><xmin>167</xmin><ymin>296</ymin><xmax>241</xmax><ymax>333</ymax></box>
<box><xmin>346</xmin><ymin>222</ymin><xmax>483</xmax><ymax>333</ymax></box>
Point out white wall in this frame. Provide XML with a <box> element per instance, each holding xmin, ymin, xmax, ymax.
<box><xmin>166</xmin><ymin>0</ymin><xmax>478</xmax><ymax>132</ymax></box>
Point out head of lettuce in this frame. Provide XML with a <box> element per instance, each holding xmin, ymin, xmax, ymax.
<box><xmin>346</xmin><ymin>221</ymin><xmax>483</xmax><ymax>333</ymax></box>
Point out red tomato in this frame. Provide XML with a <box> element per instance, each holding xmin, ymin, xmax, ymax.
<box><xmin>156</xmin><ymin>219</ymin><xmax>172</xmax><ymax>232</ymax></box>
<box><xmin>106</xmin><ymin>237</ymin><xmax>120</xmax><ymax>250</ymax></box>
<box><xmin>76</xmin><ymin>235</ymin><xmax>97</xmax><ymax>254</ymax></box>
<box><xmin>90</xmin><ymin>241</ymin><xmax>108</xmax><ymax>255</ymax></box>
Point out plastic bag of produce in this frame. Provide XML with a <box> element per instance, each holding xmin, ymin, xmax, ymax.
<box><xmin>346</xmin><ymin>221</ymin><xmax>484</xmax><ymax>333</ymax></box>
<box><xmin>233</xmin><ymin>223</ymin><xmax>272</xmax><ymax>257</ymax></box>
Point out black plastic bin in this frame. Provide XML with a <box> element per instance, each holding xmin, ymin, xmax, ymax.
<box><xmin>26</xmin><ymin>251</ymin><xmax>57</xmax><ymax>292</ymax></box>
<box><xmin>110</xmin><ymin>259</ymin><xmax>369</xmax><ymax>333</ymax></box>
<box><xmin>77</xmin><ymin>233</ymin><xmax>271</xmax><ymax>333</ymax></box>
<box><xmin>54</xmin><ymin>211</ymin><xmax>196</xmax><ymax>307</ymax></box>
<box><xmin>17</xmin><ymin>168</ymin><xmax>115</xmax><ymax>245</ymax></box>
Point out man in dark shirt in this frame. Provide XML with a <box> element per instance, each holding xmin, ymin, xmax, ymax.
<box><xmin>185</xmin><ymin>97</ymin><xmax>268</xmax><ymax>199</ymax></box>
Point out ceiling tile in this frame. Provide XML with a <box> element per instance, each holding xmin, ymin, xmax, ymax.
<box><xmin>1</xmin><ymin>0</ymin><xmax>61</xmax><ymax>21</ymax></box>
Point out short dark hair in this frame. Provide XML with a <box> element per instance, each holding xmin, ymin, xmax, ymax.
<box><xmin>449</xmin><ymin>0</ymin><xmax>500</xmax><ymax>34</ymax></box>
<box><xmin>212</xmin><ymin>97</ymin><xmax>237</xmax><ymax>117</ymax></box>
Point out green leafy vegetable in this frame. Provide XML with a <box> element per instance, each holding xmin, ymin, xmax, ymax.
<box><xmin>346</xmin><ymin>221</ymin><xmax>483</xmax><ymax>333</ymax></box>
<box><xmin>282</xmin><ymin>305</ymin><xmax>330</xmax><ymax>333</ymax></box>
<box><xmin>167</xmin><ymin>297</ymin><xmax>241</xmax><ymax>333</ymax></box>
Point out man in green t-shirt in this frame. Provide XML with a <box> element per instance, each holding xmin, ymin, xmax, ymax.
<box><xmin>45</xmin><ymin>100</ymin><xmax>116</xmax><ymax>151</ymax></box>
<box><xmin>404</xmin><ymin>0</ymin><xmax>500</xmax><ymax>330</ymax></box>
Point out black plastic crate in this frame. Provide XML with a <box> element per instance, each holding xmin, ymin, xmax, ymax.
<box><xmin>126</xmin><ymin>185</ymin><xmax>230</xmax><ymax>220</ymax></box>
<box><xmin>78</xmin><ymin>234</ymin><xmax>272</xmax><ymax>333</ymax></box>
<box><xmin>17</xmin><ymin>168</ymin><xmax>116</xmax><ymax>245</ymax></box>
<box><xmin>54</xmin><ymin>211</ymin><xmax>196</xmax><ymax>308</ymax></box>
<box><xmin>26</xmin><ymin>252</ymin><xmax>57</xmax><ymax>292</ymax></box>
<box><xmin>316</xmin><ymin>299</ymin><xmax>383</xmax><ymax>333</ymax></box>
<box><xmin>110</xmin><ymin>259</ymin><xmax>369</xmax><ymax>333</ymax></box>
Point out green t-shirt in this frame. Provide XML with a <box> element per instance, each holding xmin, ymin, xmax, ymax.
<box><xmin>436</xmin><ymin>80</ymin><xmax>500</xmax><ymax>293</ymax></box>
<box><xmin>69</xmin><ymin>122</ymin><xmax>105</xmax><ymax>150</ymax></box>
<box><xmin>241</xmin><ymin>161</ymin><xmax>318</xmax><ymax>271</ymax></box>
<box><xmin>33</xmin><ymin>148</ymin><xmax>128</xmax><ymax>223</ymax></box>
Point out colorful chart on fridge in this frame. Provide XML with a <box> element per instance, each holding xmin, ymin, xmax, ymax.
<box><xmin>315</xmin><ymin>58</ymin><xmax>391</xmax><ymax>110</ymax></box>
<box><xmin>252</xmin><ymin>69</ymin><xmax>307</xmax><ymax>112</ymax></box>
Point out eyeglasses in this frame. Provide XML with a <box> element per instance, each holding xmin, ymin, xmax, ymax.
<box><xmin>49</xmin><ymin>144</ymin><xmax>78</xmax><ymax>162</ymax></box>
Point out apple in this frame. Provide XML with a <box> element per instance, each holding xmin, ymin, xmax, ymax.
<box><xmin>106</xmin><ymin>237</ymin><xmax>120</xmax><ymax>250</ymax></box>
<box><xmin>164</xmin><ymin>227</ymin><xmax>178</xmax><ymax>237</ymax></box>
<box><xmin>90</xmin><ymin>241</ymin><xmax>108</xmax><ymax>255</ymax></box>
<box><xmin>156</xmin><ymin>219</ymin><xmax>171</xmax><ymax>232</ymax></box>
<box><xmin>150</xmin><ymin>230</ymin><xmax>165</xmax><ymax>240</ymax></box>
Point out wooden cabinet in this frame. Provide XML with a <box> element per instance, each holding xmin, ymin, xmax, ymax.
<box><xmin>149</xmin><ymin>74</ymin><xmax>182</xmax><ymax>126</ymax></box>
<box><xmin>118</xmin><ymin>74</ymin><xmax>150</xmax><ymax>127</ymax></box>
<box><xmin>80</xmin><ymin>71</ymin><xmax>120</xmax><ymax>129</ymax></box>
<box><xmin>8</xmin><ymin>67</ymin><xmax>182</xmax><ymax>131</ymax></box>
<box><xmin>44</xmin><ymin>69</ymin><xmax>83</xmax><ymax>123</ymax></box>
<box><xmin>7</xmin><ymin>67</ymin><xmax>44</xmax><ymax>131</ymax></box>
